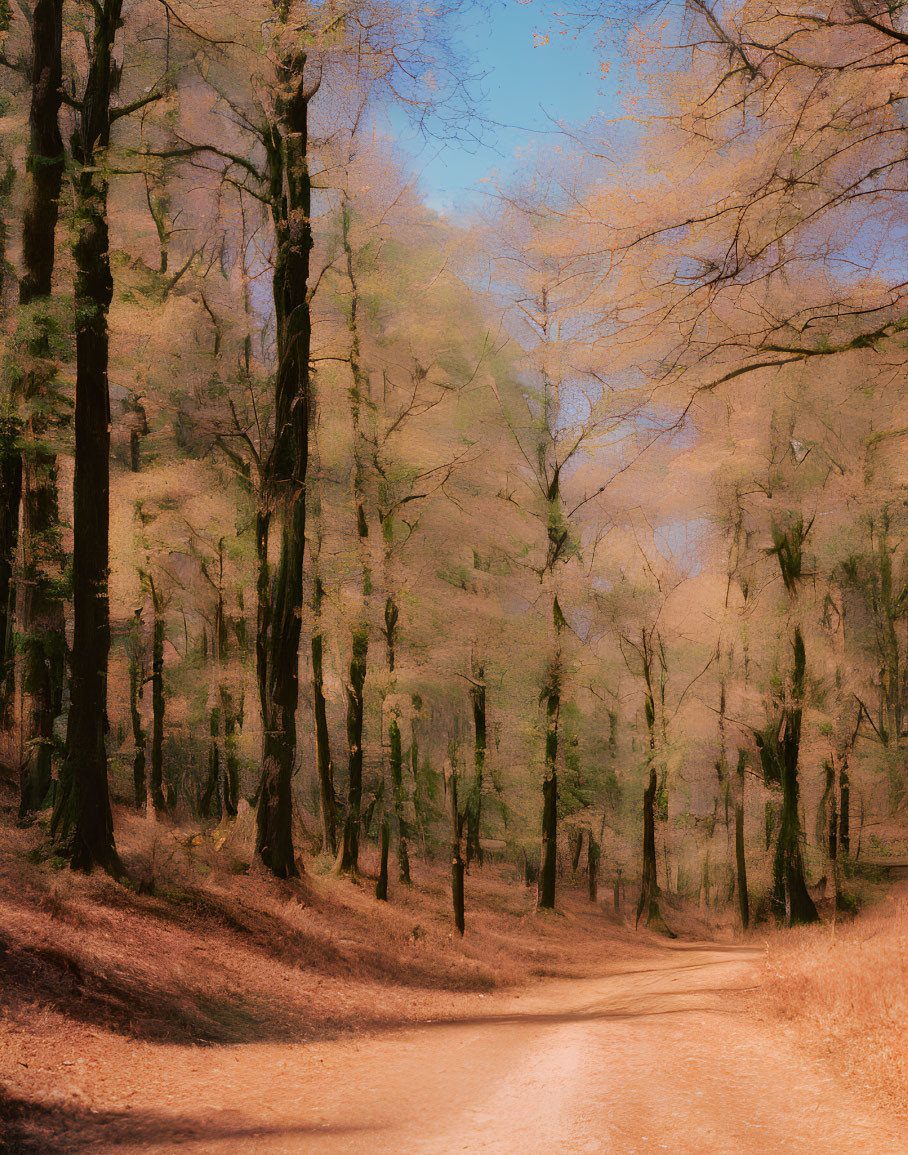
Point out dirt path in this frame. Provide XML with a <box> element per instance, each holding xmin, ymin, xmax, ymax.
<box><xmin>5</xmin><ymin>941</ymin><xmax>906</xmax><ymax>1153</ymax></box>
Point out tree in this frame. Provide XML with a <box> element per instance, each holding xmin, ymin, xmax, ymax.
<box><xmin>11</xmin><ymin>0</ymin><xmax>66</xmax><ymax>819</ymax></box>
<box><xmin>53</xmin><ymin>0</ymin><xmax>161</xmax><ymax>872</ymax></box>
<box><xmin>754</xmin><ymin>517</ymin><xmax>820</xmax><ymax>926</ymax></box>
<box><xmin>474</xmin><ymin>160</ymin><xmax>645</xmax><ymax>911</ymax></box>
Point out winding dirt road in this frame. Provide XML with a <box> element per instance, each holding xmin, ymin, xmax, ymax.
<box><xmin>9</xmin><ymin>942</ymin><xmax>907</xmax><ymax>1153</ymax></box>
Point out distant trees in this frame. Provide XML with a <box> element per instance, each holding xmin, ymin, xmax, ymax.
<box><xmin>0</xmin><ymin>0</ymin><xmax>901</xmax><ymax>935</ymax></box>
<box><xmin>474</xmin><ymin>162</ymin><xmax>650</xmax><ymax>912</ymax></box>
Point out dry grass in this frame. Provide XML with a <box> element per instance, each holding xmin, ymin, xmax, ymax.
<box><xmin>0</xmin><ymin>783</ymin><xmax>647</xmax><ymax>1054</ymax></box>
<box><xmin>759</xmin><ymin>883</ymin><xmax>908</xmax><ymax>1114</ymax></box>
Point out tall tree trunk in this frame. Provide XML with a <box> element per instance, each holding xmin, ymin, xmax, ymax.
<box><xmin>335</xmin><ymin>198</ymin><xmax>374</xmax><ymax>879</ymax></box>
<box><xmin>388</xmin><ymin>709</ymin><xmax>410</xmax><ymax>883</ymax></box>
<box><xmin>52</xmin><ymin>0</ymin><xmax>123</xmax><ymax>873</ymax></box>
<box><xmin>126</xmin><ymin>610</ymin><xmax>146</xmax><ymax>810</ymax></box>
<box><xmin>636</xmin><ymin>766</ymin><xmax>659</xmax><ymax>928</ymax></box>
<box><xmin>447</xmin><ymin>763</ymin><xmax>465</xmax><ymax>935</ymax></box>
<box><xmin>17</xmin><ymin>442</ymin><xmax>67</xmax><ymax>808</ymax></box>
<box><xmin>0</xmin><ymin>423</ymin><xmax>21</xmax><ymax>719</ymax></box>
<box><xmin>465</xmin><ymin>666</ymin><xmax>486</xmax><ymax>868</ymax></box>
<box><xmin>384</xmin><ymin>594</ymin><xmax>410</xmax><ymax>881</ymax></box>
<box><xmin>636</xmin><ymin>642</ymin><xmax>671</xmax><ymax>932</ymax></box>
<box><xmin>735</xmin><ymin>751</ymin><xmax>749</xmax><ymax>931</ymax></box>
<box><xmin>149</xmin><ymin>598</ymin><xmax>166</xmax><ymax>814</ymax></box>
<box><xmin>18</xmin><ymin>449</ymin><xmax>65</xmax><ymax>817</ymax></box>
<box><xmin>14</xmin><ymin>0</ymin><xmax>66</xmax><ymax>763</ymax></box>
<box><xmin>537</xmin><ymin>711</ymin><xmax>558</xmax><ymax>908</ymax></box>
<box><xmin>311</xmin><ymin>570</ymin><xmax>336</xmax><ymax>855</ymax></box>
<box><xmin>537</xmin><ymin>605</ymin><xmax>562</xmax><ymax>911</ymax></box>
<box><xmin>772</xmin><ymin>627</ymin><xmax>819</xmax><ymax>926</ymax></box>
<box><xmin>254</xmin><ymin>45</ymin><xmax>314</xmax><ymax>879</ymax></box>
<box><xmin>20</xmin><ymin>0</ymin><xmax>64</xmax><ymax>307</ymax></box>
<box><xmin>337</xmin><ymin>627</ymin><xmax>367</xmax><ymax>873</ymax></box>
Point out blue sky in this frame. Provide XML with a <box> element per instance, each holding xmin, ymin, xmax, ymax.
<box><xmin>391</xmin><ymin>1</ymin><xmax>616</xmax><ymax>215</ymax></box>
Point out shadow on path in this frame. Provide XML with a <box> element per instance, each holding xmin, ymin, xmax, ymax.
<box><xmin>0</xmin><ymin>1088</ymin><xmax>380</xmax><ymax>1154</ymax></box>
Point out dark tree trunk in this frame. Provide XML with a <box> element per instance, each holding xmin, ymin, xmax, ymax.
<box><xmin>824</xmin><ymin>758</ymin><xmax>838</xmax><ymax>865</ymax></box>
<box><xmin>772</xmin><ymin>629</ymin><xmax>819</xmax><ymax>926</ymax></box>
<box><xmin>538</xmin><ymin>767</ymin><xmax>557</xmax><ymax>909</ymax></box>
<box><xmin>18</xmin><ymin>440</ymin><xmax>66</xmax><ymax>818</ymax></box>
<box><xmin>129</xmin><ymin>427</ymin><xmax>141</xmax><ymax>472</ymax></box>
<box><xmin>337</xmin><ymin>627</ymin><xmax>367</xmax><ymax>874</ymax></box>
<box><xmin>448</xmin><ymin>768</ymin><xmax>465</xmax><ymax>935</ymax></box>
<box><xmin>384</xmin><ymin>595</ymin><xmax>398</xmax><ymax>672</ymax></box>
<box><xmin>735</xmin><ymin>769</ymin><xmax>749</xmax><ymax>932</ymax></box>
<box><xmin>537</xmin><ymin>646</ymin><xmax>560</xmax><ymax>910</ymax></box>
<box><xmin>465</xmin><ymin>668</ymin><xmax>486</xmax><ymax>868</ymax></box>
<box><xmin>254</xmin><ymin>46</ymin><xmax>314</xmax><ymax>880</ymax></box>
<box><xmin>200</xmin><ymin>704</ymin><xmax>220</xmax><ymax>818</ymax></box>
<box><xmin>311</xmin><ymin>576</ymin><xmax>336</xmax><ymax>855</ymax></box>
<box><xmin>221</xmin><ymin>685</ymin><xmax>241</xmax><ymax>818</ymax></box>
<box><xmin>636</xmin><ymin>766</ymin><xmax>659</xmax><ymax>928</ymax></box>
<box><xmin>20</xmin><ymin>0</ymin><xmax>64</xmax><ymax>305</ymax></box>
<box><xmin>389</xmin><ymin>712</ymin><xmax>410</xmax><ymax>883</ymax></box>
<box><xmin>375</xmin><ymin>814</ymin><xmax>389</xmax><ymax>901</ymax></box>
<box><xmin>699</xmin><ymin>849</ymin><xmax>711</xmax><ymax>911</ymax></box>
<box><xmin>149</xmin><ymin>604</ymin><xmax>166</xmax><ymax>814</ymax></box>
<box><xmin>587</xmin><ymin>833</ymin><xmax>599</xmax><ymax>903</ymax></box>
<box><xmin>0</xmin><ymin>423</ymin><xmax>21</xmax><ymax>718</ymax></box>
<box><xmin>522</xmin><ymin>847</ymin><xmax>536</xmax><ymax>887</ymax></box>
<box><xmin>0</xmin><ymin>99</ymin><xmax>20</xmax><ymax>722</ymax></box>
<box><xmin>126</xmin><ymin>611</ymin><xmax>146</xmax><ymax>810</ymax></box>
<box><xmin>839</xmin><ymin>756</ymin><xmax>850</xmax><ymax>856</ymax></box>
<box><xmin>635</xmin><ymin>643</ymin><xmax>673</xmax><ymax>933</ymax></box>
<box><xmin>335</xmin><ymin>199</ymin><xmax>373</xmax><ymax>879</ymax></box>
<box><xmin>52</xmin><ymin>0</ymin><xmax>123</xmax><ymax>873</ymax></box>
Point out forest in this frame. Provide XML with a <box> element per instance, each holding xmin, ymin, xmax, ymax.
<box><xmin>0</xmin><ymin>0</ymin><xmax>906</xmax><ymax>1149</ymax></box>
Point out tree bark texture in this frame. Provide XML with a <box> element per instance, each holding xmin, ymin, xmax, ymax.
<box><xmin>12</xmin><ymin>0</ymin><xmax>66</xmax><ymax>760</ymax></box>
<box><xmin>254</xmin><ymin>46</ymin><xmax>314</xmax><ymax>879</ymax></box>
<box><xmin>771</xmin><ymin>628</ymin><xmax>819</xmax><ymax>926</ymax></box>
<box><xmin>52</xmin><ymin>0</ymin><xmax>123</xmax><ymax>872</ymax></box>
<box><xmin>338</xmin><ymin>627</ymin><xmax>368</xmax><ymax>873</ymax></box>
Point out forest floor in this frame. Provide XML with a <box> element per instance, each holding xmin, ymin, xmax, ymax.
<box><xmin>1</xmin><ymin>789</ymin><xmax>906</xmax><ymax>1153</ymax></box>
